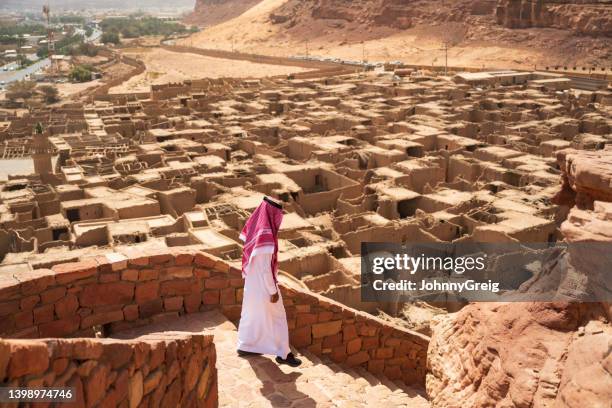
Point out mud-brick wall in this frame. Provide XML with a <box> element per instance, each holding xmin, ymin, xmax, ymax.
<box><xmin>282</xmin><ymin>285</ymin><xmax>429</xmax><ymax>386</ymax></box>
<box><xmin>0</xmin><ymin>250</ymin><xmax>429</xmax><ymax>386</ymax></box>
<box><xmin>0</xmin><ymin>334</ymin><xmax>217</xmax><ymax>407</ymax></box>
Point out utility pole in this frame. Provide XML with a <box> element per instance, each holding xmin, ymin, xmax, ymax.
<box><xmin>437</xmin><ymin>41</ymin><xmax>449</xmax><ymax>76</ymax></box>
<box><xmin>43</xmin><ymin>2</ymin><xmax>55</xmax><ymax>74</ymax></box>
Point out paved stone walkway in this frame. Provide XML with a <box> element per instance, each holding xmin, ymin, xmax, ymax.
<box><xmin>114</xmin><ymin>311</ymin><xmax>430</xmax><ymax>408</ymax></box>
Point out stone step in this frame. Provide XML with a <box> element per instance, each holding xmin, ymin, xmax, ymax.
<box><xmin>113</xmin><ymin>311</ymin><xmax>430</xmax><ymax>407</ymax></box>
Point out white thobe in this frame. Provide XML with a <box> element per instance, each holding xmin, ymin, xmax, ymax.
<box><xmin>237</xmin><ymin>252</ymin><xmax>291</xmax><ymax>359</ymax></box>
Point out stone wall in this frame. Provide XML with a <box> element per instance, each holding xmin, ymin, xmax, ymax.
<box><xmin>282</xmin><ymin>285</ymin><xmax>429</xmax><ymax>386</ymax></box>
<box><xmin>0</xmin><ymin>249</ymin><xmax>429</xmax><ymax>388</ymax></box>
<box><xmin>0</xmin><ymin>334</ymin><xmax>217</xmax><ymax>407</ymax></box>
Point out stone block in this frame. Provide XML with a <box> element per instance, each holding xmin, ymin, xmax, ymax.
<box><xmin>123</xmin><ymin>304</ymin><xmax>139</xmax><ymax>321</ymax></box>
<box><xmin>375</xmin><ymin>347</ymin><xmax>394</xmax><ymax>359</ymax></box>
<box><xmin>183</xmin><ymin>293</ymin><xmax>202</xmax><ymax>313</ymax></box>
<box><xmin>202</xmin><ymin>290</ymin><xmax>219</xmax><ymax>305</ymax></box>
<box><xmin>79</xmin><ymin>282</ymin><xmax>135</xmax><ymax>307</ymax></box>
<box><xmin>318</xmin><ymin>311</ymin><xmax>333</xmax><ymax>322</ymax></box>
<box><xmin>129</xmin><ymin>370</ymin><xmax>143</xmax><ymax>408</ymax></box>
<box><xmin>160</xmin><ymin>279</ymin><xmax>200</xmax><ymax>296</ymax></box>
<box><xmin>165</xmin><ymin>266</ymin><xmax>193</xmax><ymax>279</ymax></box>
<box><xmin>204</xmin><ymin>278</ymin><xmax>228</xmax><ymax>289</ymax></box>
<box><xmin>104</xmin><ymin>343</ymin><xmax>134</xmax><ymax>369</ymax></box>
<box><xmin>138</xmin><ymin>269</ymin><xmax>158</xmax><ymax>281</ymax></box>
<box><xmin>33</xmin><ymin>303</ymin><xmax>54</xmax><ymax>324</ymax></box>
<box><xmin>55</xmin><ymin>294</ymin><xmax>79</xmax><ymax>319</ymax></box>
<box><xmin>135</xmin><ymin>281</ymin><xmax>159</xmax><ymax>304</ymax></box>
<box><xmin>346</xmin><ymin>338</ymin><xmax>362</xmax><ymax>355</ymax></box>
<box><xmin>322</xmin><ymin>333</ymin><xmax>342</xmax><ymax>348</ymax></box>
<box><xmin>219</xmin><ymin>288</ymin><xmax>235</xmax><ymax>305</ymax></box>
<box><xmin>139</xmin><ymin>299</ymin><xmax>163</xmax><ymax>319</ymax></box>
<box><xmin>14</xmin><ymin>311</ymin><xmax>33</xmax><ymax>329</ymax></box>
<box><xmin>368</xmin><ymin>359</ymin><xmax>385</xmax><ymax>374</ymax></box>
<box><xmin>346</xmin><ymin>350</ymin><xmax>369</xmax><ymax>366</ymax></box>
<box><xmin>85</xmin><ymin>363</ymin><xmax>109</xmax><ymax>406</ymax></box>
<box><xmin>296</xmin><ymin>313</ymin><xmax>317</xmax><ymax>328</ymax></box>
<box><xmin>143</xmin><ymin>370</ymin><xmax>162</xmax><ymax>395</ymax></box>
<box><xmin>290</xmin><ymin>326</ymin><xmax>312</xmax><ymax>348</ymax></box>
<box><xmin>312</xmin><ymin>320</ymin><xmax>342</xmax><ymax>338</ymax></box>
<box><xmin>164</xmin><ymin>296</ymin><xmax>184</xmax><ymax>312</ymax></box>
<box><xmin>0</xmin><ymin>300</ymin><xmax>20</xmax><ymax>317</ymax></box>
<box><xmin>40</xmin><ymin>286</ymin><xmax>67</xmax><ymax>304</ymax></box>
<box><xmin>8</xmin><ymin>342</ymin><xmax>49</xmax><ymax>377</ymax></box>
<box><xmin>53</xmin><ymin>260</ymin><xmax>98</xmax><ymax>285</ymax></box>
<box><xmin>174</xmin><ymin>253</ymin><xmax>194</xmax><ymax>266</ymax></box>
<box><xmin>121</xmin><ymin>269</ymin><xmax>139</xmax><ymax>282</ymax></box>
<box><xmin>20</xmin><ymin>295</ymin><xmax>40</xmax><ymax>311</ymax></box>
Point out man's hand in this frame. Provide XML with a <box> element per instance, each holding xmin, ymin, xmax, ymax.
<box><xmin>270</xmin><ymin>292</ymin><xmax>279</xmax><ymax>303</ymax></box>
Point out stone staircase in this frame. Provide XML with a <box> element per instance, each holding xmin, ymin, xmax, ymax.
<box><xmin>113</xmin><ymin>311</ymin><xmax>430</xmax><ymax>408</ymax></box>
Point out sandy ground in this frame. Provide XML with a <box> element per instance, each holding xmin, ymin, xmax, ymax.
<box><xmin>183</xmin><ymin>25</ymin><xmax>544</xmax><ymax>70</ymax></box>
<box><xmin>54</xmin><ymin>80</ymin><xmax>103</xmax><ymax>98</ymax></box>
<box><xmin>179</xmin><ymin>0</ymin><xmax>610</xmax><ymax>71</ymax></box>
<box><xmin>110</xmin><ymin>47</ymin><xmax>310</xmax><ymax>93</ymax></box>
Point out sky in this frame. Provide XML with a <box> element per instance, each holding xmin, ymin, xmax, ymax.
<box><xmin>1</xmin><ymin>0</ymin><xmax>196</xmax><ymax>11</ymax></box>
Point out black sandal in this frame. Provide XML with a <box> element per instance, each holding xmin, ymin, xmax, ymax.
<box><xmin>276</xmin><ymin>352</ymin><xmax>302</xmax><ymax>367</ymax></box>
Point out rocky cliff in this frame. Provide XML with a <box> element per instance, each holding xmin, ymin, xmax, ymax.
<box><xmin>269</xmin><ymin>0</ymin><xmax>610</xmax><ymax>36</ymax></box>
<box><xmin>496</xmin><ymin>0</ymin><xmax>612</xmax><ymax>36</ymax></box>
<box><xmin>427</xmin><ymin>147</ymin><xmax>612</xmax><ymax>407</ymax></box>
<box><xmin>270</xmin><ymin>0</ymin><xmax>498</xmax><ymax>31</ymax></box>
<box><xmin>185</xmin><ymin>0</ymin><xmax>262</xmax><ymax>26</ymax></box>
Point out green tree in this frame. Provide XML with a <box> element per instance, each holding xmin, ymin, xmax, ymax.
<box><xmin>69</xmin><ymin>65</ymin><xmax>93</xmax><ymax>82</ymax></box>
<box><xmin>6</xmin><ymin>80</ymin><xmax>37</xmax><ymax>102</ymax></box>
<box><xmin>38</xmin><ymin>85</ymin><xmax>60</xmax><ymax>104</ymax></box>
<box><xmin>101</xmin><ymin>31</ymin><xmax>120</xmax><ymax>45</ymax></box>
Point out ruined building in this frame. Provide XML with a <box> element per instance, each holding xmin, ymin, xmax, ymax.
<box><xmin>0</xmin><ymin>68</ymin><xmax>610</xmax><ymax>406</ymax></box>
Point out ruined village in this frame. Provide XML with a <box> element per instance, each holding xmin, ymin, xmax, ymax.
<box><xmin>0</xmin><ymin>1</ymin><xmax>610</xmax><ymax>407</ymax></box>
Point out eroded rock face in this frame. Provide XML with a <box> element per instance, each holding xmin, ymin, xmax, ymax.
<box><xmin>496</xmin><ymin>0</ymin><xmax>612</xmax><ymax>36</ymax></box>
<box><xmin>427</xmin><ymin>148</ymin><xmax>612</xmax><ymax>406</ymax></box>
<box><xmin>555</xmin><ymin>147</ymin><xmax>612</xmax><ymax>209</ymax></box>
<box><xmin>186</xmin><ymin>0</ymin><xmax>262</xmax><ymax>26</ymax></box>
<box><xmin>427</xmin><ymin>302</ymin><xmax>611</xmax><ymax>407</ymax></box>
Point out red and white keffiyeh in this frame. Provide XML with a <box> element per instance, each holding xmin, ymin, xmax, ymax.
<box><xmin>239</xmin><ymin>198</ymin><xmax>283</xmax><ymax>283</ymax></box>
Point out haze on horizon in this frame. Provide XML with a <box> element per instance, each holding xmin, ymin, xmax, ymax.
<box><xmin>0</xmin><ymin>0</ymin><xmax>196</xmax><ymax>11</ymax></box>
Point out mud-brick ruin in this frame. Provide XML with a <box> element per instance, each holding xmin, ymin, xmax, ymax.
<box><xmin>0</xmin><ymin>69</ymin><xmax>610</xmax><ymax>406</ymax></box>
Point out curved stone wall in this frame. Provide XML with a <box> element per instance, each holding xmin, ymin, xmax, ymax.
<box><xmin>0</xmin><ymin>334</ymin><xmax>217</xmax><ymax>407</ymax></box>
<box><xmin>0</xmin><ymin>249</ymin><xmax>429</xmax><ymax>391</ymax></box>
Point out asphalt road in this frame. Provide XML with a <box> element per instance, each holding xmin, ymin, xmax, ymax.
<box><xmin>0</xmin><ymin>58</ymin><xmax>51</xmax><ymax>87</ymax></box>
<box><xmin>0</xmin><ymin>27</ymin><xmax>101</xmax><ymax>89</ymax></box>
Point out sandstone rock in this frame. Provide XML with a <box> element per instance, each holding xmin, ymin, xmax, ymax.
<box><xmin>186</xmin><ymin>0</ymin><xmax>262</xmax><ymax>26</ymax></box>
<box><xmin>79</xmin><ymin>282</ymin><xmax>135</xmax><ymax>307</ymax></box>
<box><xmin>312</xmin><ymin>320</ymin><xmax>342</xmax><ymax>338</ymax></box>
<box><xmin>555</xmin><ymin>147</ymin><xmax>612</xmax><ymax>208</ymax></box>
<box><xmin>427</xmin><ymin>148</ymin><xmax>612</xmax><ymax>406</ymax></box>
<box><xmin>85</xmin><ymin>364</ymin><xmax>109</xmax><ymax>406</ymax></box>
<box><xmin>496</xmin><ymin>0</ymin><xmax>612</xmax><ymax>36</ymax></box>
<box><xmin>8</xmin><ymin>342</ymin><xmax>49</xmax><ymax>377</ymax></box>
<box><xmin>129</xmin><ymin>370</ymin><xmax>144</xmax><ymax>408</ymax></box>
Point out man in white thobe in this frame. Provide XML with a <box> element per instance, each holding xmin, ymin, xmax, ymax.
<box><xmin>237</xmin><ymin>197</ymin><xmax>301</xmax><ymax>367</ymax></box>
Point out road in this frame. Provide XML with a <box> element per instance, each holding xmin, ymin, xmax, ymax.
<box><xmin>0</xmin><ymin>58</ymin><xmax>51</xmax><ymax>88</ymax></box>
<box><xmin>0</xmin><ymin>26</ymin><xmax>101</xmax><ymax>89</ymax></box>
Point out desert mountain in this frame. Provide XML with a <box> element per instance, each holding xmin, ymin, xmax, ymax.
<box><xmin>185</xmin><ymin>0</ymin><xmax>611</xmax><ymax>69</ymax></box>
